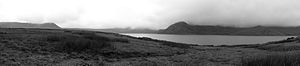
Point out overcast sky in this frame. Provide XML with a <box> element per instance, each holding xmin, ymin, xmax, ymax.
<box><xmin>0</xmin><ymin>0</ymin><xmax>300</xmax><ymax>29</ymax></box>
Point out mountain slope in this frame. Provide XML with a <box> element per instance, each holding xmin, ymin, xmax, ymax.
<box><xmin>92</xmin><ymin>28</ymin><xmax>157</xmax><ymax>33</ymax></box>
<box><xmin>161</xmin><ymin>21</ymin><xmax>197</xmax><ymax>34</ymax></box>
<box><xmin>159</xmin><ymin>21</ymin><xmax>300</xmax><ymax>36</ymax></box>
<box><xmin>0</xmin><ymin>22</ymin><xmax>61</xmax><ymax>29</ymax></box>
<box><xmin>232</xmin><ymin>26</ymin><xmax>285</xmax><ymax>36</ymax></box>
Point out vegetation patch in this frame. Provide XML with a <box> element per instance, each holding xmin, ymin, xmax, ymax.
<box><xmin>241</xmin><ymin>53</ymin><xmax>300</xmax><ymax>66</ymax></box>
<box><xmin>59</xmin><ymin>38</ymin><xmax>110</xmax><ymax>52</ymax></box>
<box><xmin>43</xmin><ymin>32</ymin><xmax>112</xmax><ymax>53</ymax></box>
<box><xmin>101</xmin><ymin>51</ymin><xmax>174</xmax><ymax>59</ymax></box>
<box><xmin>138</xmin><ymin>37</ymin><xmax>192</xmax><ymax>49</ymax></box>
<box><xmin>161</xmin><ymin>42</ymin><xmax>191</xmax><ymax>49</ymax></box>
<box><xmin>266</xmin><ymin>37</ymin><xmax>298</xmax><ymax>44</ymax></box>
<box><xmin>45</xmin><ymin>35</ymin><xmax>68</xmax><ymax>42</ymax></box>
<box><xmin>257</xmin><ymin>45</ymin><xmax>300</xmax><ymax>51</ymax></box>
<box><xmin>112</xmin><ymin>38</ymin><xmax>130</xmax><ymax>43</ymax></box>
<box><xmin>216</xmin><ymin>44</ymin><xmax>261</xmax><ymax>48</ymax></box>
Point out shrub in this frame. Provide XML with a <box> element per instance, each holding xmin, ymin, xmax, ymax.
<box><xmin>161</xmin><ymin>42</ymin><xmax>191</xmax><ymax>49</ymax></box>
<box><xmin>46</xmin><ymin>32</ymin><xmax>112</xmax><ymax>52</ymax></box>
<box><xmin>112</xmin><ymin>38</ymin><xmax>129</xmax><ymax>43</ymax></box>
<box><xmin>62</xmin><ymin>38</ymin><xmax>93</xmax><ymax>51</ymax></box>
<box><xmin>45</xmin><ymin>35</ymin><xmax>67</xmax><ymax>42</ymax></box>
<box><xmin>137</xmin><ymin>37</ymin><xmax>192</xmax><ymax>49</ymax></box>
<box><xmin>59</xmin><ymin>37</ymin><xmax>110</xmax><ymax>52</ymax></box>
<box><xmin>82</xmin><ymin>34</ymin><xmax>110</xmax><ymax>42</ymax></box>
<box><xmin>257</xmin><ymin>45</ymin><xmax>300</xmax><ymax>51</ymax></box>
<box><xmin>241</xmin><ymin>53</ymin><xmax>300</xmax><ymax>66</ymax></box>
<box><xmin>64</xmin><ymin>30</ymin><xmax>72</xmax><ymax>33</ymax></box>
<box><xmin>72</xmin><ymin>31</ymin><xmax>111</xmax><ymax>42</ymax></box>
<box><xmin>266</xmin><ymin>37</ymin><xmax>297</xmax><ymax>44</ymax></box>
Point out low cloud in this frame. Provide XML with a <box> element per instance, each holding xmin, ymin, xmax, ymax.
<box><xmin>1</xmin><ymin>0</ymin><xmax>300</xmax><ymax>29</ymax></box>
<box><xmin>151</xmin><ymin>0</ymin><xmax>300</xmax><ymax>28</ymax></box>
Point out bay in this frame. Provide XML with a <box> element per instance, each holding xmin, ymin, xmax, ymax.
<box><xmin>123</xmin><ymin>33</ymin><xmax>294</xmax><ymax>45</ymax></box>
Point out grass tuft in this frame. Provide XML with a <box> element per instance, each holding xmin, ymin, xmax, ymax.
<box><xmin>242</xmin><ymin>53</ymin><xmax>300</xmax><ymax>66</ymax></box>
<box><xmin>45</xmin><ymin>32</ymin><xmax>112</xmax><ymax>53</ymax></box>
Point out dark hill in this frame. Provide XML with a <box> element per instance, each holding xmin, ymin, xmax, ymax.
<box><xmin>158</xmin><ymin>21</ymin><xmax>196</xmax><ymax>34</ymax></box>
<box><xmin>0</xmin><ymin>22</ymin><xmax>61</xmax><ymax>29</ymax></box>
<box><xmin>159</xmin><ymin>21</ymin><xmax>300</xmax><ymax>36</ymax></box>
<box><xmin>92</xmin><ymin>28</ymin><xmax>157</xmax><ymax>33</ymax></box>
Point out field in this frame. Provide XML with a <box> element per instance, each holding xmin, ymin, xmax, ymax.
<box><xmin>0</xmin><ymin>28</ymin><xmax>299</xmax><ymax>66</ymax></box>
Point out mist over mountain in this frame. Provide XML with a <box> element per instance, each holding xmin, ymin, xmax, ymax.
<box><xmin>88</xmin><ymin>28</ymin><xmax>157</xmax><ymax>33</ymax></box>
<box><xmin>0</xmin><ymin>22</ymin><xmax>61</xmax><ymax>29</ymax></box>
<box><xmin>159</xmin><ymin>21</ymin><xmax>300</xmax><ymax>36</ymax></box>
<box><xmin>1</xmin><ymin>0</ymin><xmax>300</xmax><ymax>29</ymax></box>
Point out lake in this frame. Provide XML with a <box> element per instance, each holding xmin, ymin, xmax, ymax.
<box><xmin>123</xmin><ymin>33</ymin><xmax>295</xmax><ymax>45</ymax></box>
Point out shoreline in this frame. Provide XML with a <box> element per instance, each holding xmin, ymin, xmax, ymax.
<box><xmin>0</xmin><ymin>28</ymin><xmax>298</xmax><ymax>66</ymax></box>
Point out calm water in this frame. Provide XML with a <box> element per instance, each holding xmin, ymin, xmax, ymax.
<box><xmin>123</xmin><ymin>33</ymin><xmax>295</xmax><ymax>45</ymax></box>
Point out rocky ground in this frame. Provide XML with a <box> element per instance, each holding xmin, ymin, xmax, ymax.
<box><xmin>0</xmin><ymin>28</ymin><xmax>299</xmax><ymax>66</ymax></box>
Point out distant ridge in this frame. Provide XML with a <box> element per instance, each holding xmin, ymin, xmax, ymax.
<box><xmin>159</xmin><ymin>21</ymin><xmax>300</xmax><ymax>36</ymax></box>
<box><xmin>87</xmin><ymin>28</ymin><xmax>157</xmax><ymax>33</ymax></box>
<box><xmin>0</xmin><ymin>22</ymin><xmax>61</xmax><ymax>29</ymax></box>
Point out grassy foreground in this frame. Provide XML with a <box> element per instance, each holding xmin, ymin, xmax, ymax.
<box><xmin>0</xmin><ymin>28</ymin><xmax>300</xmax><ymax>66</ymax></box>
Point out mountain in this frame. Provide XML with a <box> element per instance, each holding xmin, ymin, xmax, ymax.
<box><xmin>159</xmin><ymin>21</ymin><xmax>300</xmax><ymax>36</ymax></box>
<box><xmin>87</xmin><ymin>28</ymin><xmax>157</xmax><ymax>33</ymax></box>
<box><xmin>0</xmin><ymin>22</ymin><xmax>61</xmax><ymax>29</ymax></box>
<box><xmin>159</xmin><ymin>22</ymin><xmax>196</xmax><ymax>34</ymax></box>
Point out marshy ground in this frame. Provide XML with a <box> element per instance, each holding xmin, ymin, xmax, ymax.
<box><xmin>0</xmin><ymin>28</ymin><xmax>299</xmax><ymax>66</ymax></box>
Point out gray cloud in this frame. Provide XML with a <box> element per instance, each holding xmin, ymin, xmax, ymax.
<box><xmin>150</xmin><ymin>0</ymin><xmax>300</xmax><ymax>28</ymax></box>
<box><xmin>1</xmin><ymin>0</ymin><xmax>300</xmax><ymax>29</ymax></box>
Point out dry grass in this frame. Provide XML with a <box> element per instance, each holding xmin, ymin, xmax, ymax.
<box><xmin>44</xmin><ymin>32</ymin><xmax>112</xmax><ymax>53</ymax></box>
<box><xmin>5</xmin><ymin>28</ymin><xmax>300</xmax><ymax>66</ymax></box>
<box><xmin>257</xmin><ymin>42</ymin><xmax>300</xmax><ymax>51</ymax></box>
<box><xmin>242</xmin><ymin>53</ymin><xmax>300</xmax><ymax>66</ymax></box>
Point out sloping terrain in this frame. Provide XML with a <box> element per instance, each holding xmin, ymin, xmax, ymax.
<box><xmin>0</xmin><ymin>28</ymin><xmax>193</xmax><ymax>65</ymax></box>
<box><xmin>0</xmin><ymin>22</ymin><xmax>60</xmax><ymax>29</ymax></box>
<box><xmin>93</xmin><ymin>28</ymin><xmax>157</xmax><ymax>33</ymax></box>
<box><xmin>159</xmin><ymin>21</ymin><xmax>300</xmax><ymax>36</ymax></box>
<box><xmin>0</xmin><ymin>28</ymin><xmax>300</xmax><ymax>66</ymax></box>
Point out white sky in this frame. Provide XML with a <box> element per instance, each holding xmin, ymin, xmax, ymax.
<box><xmin>0</xmin><ymin>0</ymin><xmax>300</xmax><ymax>29</ymax></box>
